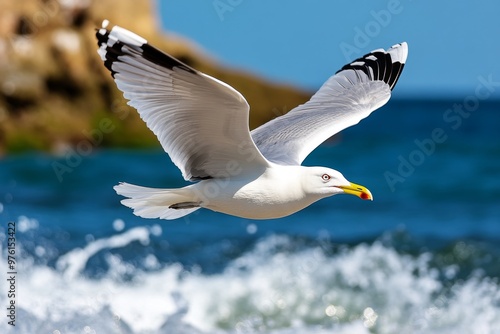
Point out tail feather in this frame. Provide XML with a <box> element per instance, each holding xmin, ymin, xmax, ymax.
<box><xmin>114</xmin><ymin>182</ymin><xmax>200</xmax><ymax>220</ymax></box>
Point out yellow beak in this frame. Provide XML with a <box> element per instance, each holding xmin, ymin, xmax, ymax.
<box><xmin>338</xmin><ymin>182</ymin><xmax>373</xmax><ymax>201</ymax></box>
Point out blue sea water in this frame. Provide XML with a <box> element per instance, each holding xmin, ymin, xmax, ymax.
<box><xmin>0</xmin><ymin>99</ymin><xmax>499</xmax><ymax>333</ymax></box>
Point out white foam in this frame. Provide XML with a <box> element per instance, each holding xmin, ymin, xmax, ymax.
<box><xmin>150</xmin><ymin>223</ymin><xmax>163</xmax><ymax>236</ymax></box>
<box><xmin>112</xmin><ymin>218</ymin><xmax>125</xmax><ymax>231</ymax></box>
<box><xmin>1</xmin><ymin>234</ymin><xmax>499</xmax><ymax>334</ymax></box>
<box><xmin>246</xmin><ymin>223</ymin><xmax>257</xmax><ymax>234</ymax></box>
<box><xmin>179</xmin><ymin>237</ymin><xmax>441</xmax><ymax>332</ymax></box>
<box><xmin>17</xmin><ymin>215</ymin><xmax>39</xmax><ymax>232</ymax></box>
<box><xmin>56</xmin><ymin>226</ymin><xmax>150</xmax><ymax>279</ymax></box>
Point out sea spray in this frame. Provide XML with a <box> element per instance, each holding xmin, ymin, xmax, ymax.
<box><xmin>2</xmin><ymin>230</ymin><xmax>499</xmax><ymax>334</ymax></box>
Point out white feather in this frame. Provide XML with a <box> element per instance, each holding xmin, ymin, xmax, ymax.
<box><xmin>114</xmin><ymin>183</ymin><xmax>200</xmax><ymax>220</ymax></box>
<box><xmin>251</xmin><ymin>43</ymin><xmax>408</xmax><ymax>165</ymax></box>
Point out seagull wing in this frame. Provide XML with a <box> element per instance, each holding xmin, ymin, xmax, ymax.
<box><xmin>96</xmin><ymin>22</ymin><xmax>270</xmax><ymax>181</ymax></box>
<box><xmin>251</xmin><ymin>43</ymin><xmax>408</xmax><ymax>165</ymax></box>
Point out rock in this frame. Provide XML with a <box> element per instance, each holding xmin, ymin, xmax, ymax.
<box><xmin>0</xmin><ymin>0</ymin><xmax>311</xmax><ymax>153</ymax></box>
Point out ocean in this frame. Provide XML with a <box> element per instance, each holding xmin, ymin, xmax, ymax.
<box><xmin>1</xmin><ymin>99</ymin><xmax>499</xmax><ymax>333</ymax></box>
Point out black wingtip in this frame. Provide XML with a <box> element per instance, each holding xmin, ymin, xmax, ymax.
<box><xmin>140</xmin><ymin>43</ymin><xmax>197</xmax><ymax>75</ymax></box>
<box><xmin>337</xmin><ymin>42</ymin><xmax>408</xmax><ymax>91</ymax></box>
<box><xmin>95</xmin><ymin>26</ymin><xmax>117</xmax><ymax>77</ymax></box>
<box><xmin>95</xmin><ymin>21</ymin><xmax>198</xmax><ymax>78</ymax></box>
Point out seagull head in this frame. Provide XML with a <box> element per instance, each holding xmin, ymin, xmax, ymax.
<box><xmin>303</xmin><ymin>167</ymin><xmax>373</xmax><ymax>201</ymax></box>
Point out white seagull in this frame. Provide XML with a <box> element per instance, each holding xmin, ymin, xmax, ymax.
<box><xmin>96</xmin><ymin>20</ymin><xmax>408</xmax><ymax>220</ymax></box>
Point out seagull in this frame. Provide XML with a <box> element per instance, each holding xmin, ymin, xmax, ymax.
<box><xmin>96</xmin><ymin>20</ymin><xmax>408</xmax><ymax>220</ymax></box>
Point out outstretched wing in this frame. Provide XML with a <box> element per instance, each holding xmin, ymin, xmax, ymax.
<box><xmin>251</xmin><ymin>43</ymin><xmax>408</xmax><ymax>166</ymax></box>
<box><xmin>96</xmin><ymin>21</ymin><xmax>269</xmax><ymax>181</ymax></box>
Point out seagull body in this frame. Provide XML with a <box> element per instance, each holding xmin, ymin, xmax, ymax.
<box><xmin>170</xmin><ymin>166</ymin><xmax>348</xmax><ymax>219</ymax></box>
<box><xmin>96</xmin><ymin>21</ymin><xmax>408</xmax><ymax>220</ymax></box>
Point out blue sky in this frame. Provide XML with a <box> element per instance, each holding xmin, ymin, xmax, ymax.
<box><xmin>158</xmin><ymin>1</ymin><xmax>500</xmax><ymax>98</ymax></box>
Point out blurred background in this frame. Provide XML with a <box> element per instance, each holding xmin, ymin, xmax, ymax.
<box><xmin>1</xmin><ymin>0</ymin><xmax>499</xmax><ymax>333</ymax></box>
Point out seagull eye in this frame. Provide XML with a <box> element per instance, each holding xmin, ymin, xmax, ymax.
<box><xmin>322</xmin><ymin>174</ymin><xmax>331</xmax><ymax>181</ymax></box>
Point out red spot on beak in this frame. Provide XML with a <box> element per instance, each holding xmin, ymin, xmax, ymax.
<box><xmin>360</xmin><ymin>192</ymin><xmax>370</xmax><ymax>200</ymax></box>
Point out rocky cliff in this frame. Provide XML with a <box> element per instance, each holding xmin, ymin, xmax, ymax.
<box><xmin>0</xmin><ymin>0</ymin><xmax>310</xmax><ymax>154</ymax></box>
